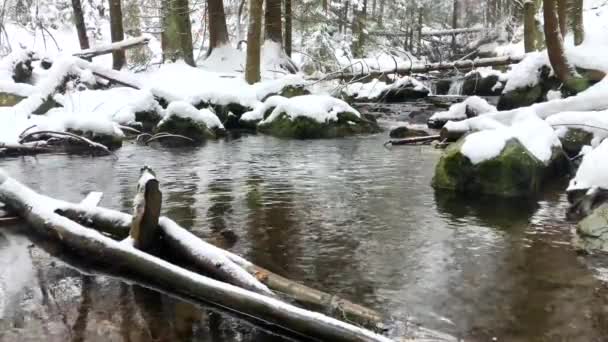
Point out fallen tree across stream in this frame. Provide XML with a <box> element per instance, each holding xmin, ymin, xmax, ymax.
<box><xmin>0</xmin><ymin>167</ymin><xmax>393</xmax><ymax>342</ymax></box>
<box><xmin>316</xmin><ymin>55</ymin><xmax>524</xmax><ymax>81</ymax></box>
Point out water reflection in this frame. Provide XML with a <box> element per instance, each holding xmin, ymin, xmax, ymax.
<box><xmin>0</xmin><ymin>133</ymin><xmax>607</xmax><ymax>341</ymax></box>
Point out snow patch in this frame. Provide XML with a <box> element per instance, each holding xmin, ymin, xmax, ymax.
<box><xmin>162</xmin><ymin>101</ymin><xmax>224</xmax><ymax>129</ymax></box>
<box><xmin>430</xmin><ymin>96</ymin><xmax>496</xmax><ymax>122</ymax></box>
<box><xmin>261</xmin><ymin>95</ymin><xmax>360</xmax><ymax>124</ymax></box>
<box><xmin>568</xmin><ymin>139</ymin><xmax>608</xmax><ymax>191</ymax></box>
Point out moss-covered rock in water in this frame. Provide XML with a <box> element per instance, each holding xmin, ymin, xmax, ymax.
<box><xmin>432</xmin><ymin>138</ymin><xmax>567</xmax><ymax>197</ymax></box>
<box><xmin>134</xmin><ymin>110</ymin><xmax>163</xmax><ymax>133</ymax></box>
<box><xmin>462</xmin><ymin>72</ymin><xmax>501</xmax><ymax>96</ymax></box>
<box><xmin>199</xmin><ymin>102</ymin><xmax>252</xmax><ymax>130</ymax></box>
<box><xmin>389</xmin><ymin>126</ymin><xmax>428</xmax><ymax>139</ymax></box>
<box><xmin>67</xmin><ymin>129</ymin><xmax>123</xmax><ymax>150</ymax></box>
<box><xmin>262</xmin><ymin>85</ymin><xmax>310</xmax><ymax>101</ymax></box>
<box><xmin>258</xmin><ymin>111</ymin><xmax>380</xmax><ymax>139</ymax></box>
<box><xmin>0</xmin><ymin>92</ymin><xmax>25</xmax><ymax>106</ymax></box>
<box><xmin>379</xmin><ymin>83</ymin><xmax>429</xmax><ymax>102</ymax></box>
<box><xmin>560</xmin><ymin>128</ymin><xmax>593</xmax><ymax>157</ymax></box>
<box><xmin>497</xmin><ymin>84</ymin><xmax>543</xmax><ymax>110</ymax></box>
<box><xmin>155</xmin><ymin>116</ymin><xmax>216</xmax><ymax>146</ymax></box>
<box><xmin>574</xmin><ymin>204</ymin><xmax>608</xmax><ymax>253</ymax></box>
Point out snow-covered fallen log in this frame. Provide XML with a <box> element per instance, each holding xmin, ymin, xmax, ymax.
<box><xmin>420</xmin><ymin>27</ymin><xmax>485</xmax><ymax>37</ymax></box>
<box><xmin>73</xmin><ymin>36</ymin><xmax>150</xmax><ymax>60</ymax></box>
<box><xmin>57</xmin><ymin>186</ymin><xmax>384</xmax><ymax>325</ymax></box>
<box><xmin>318</xmin><ymin>55</ymin><xmax>524</xmax><ymax>81</ymax></box>
<box><xmin>0</xmin><ymin>170</ymin><xmax>391</xmax><ymax>342</ymax></box>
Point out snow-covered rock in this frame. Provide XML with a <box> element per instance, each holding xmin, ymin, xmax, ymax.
<box><xmin>155</xmin><ymin>101</ymin><xmax>225</xmax><ymax>145</ymax></box>
<box><xmin>432</xmin><ymin>113</ymin><xmax>569</xmax><ymax>197</ymax></box>
<box><xmin>428</xmin><ymin>96</ymin><xmax>496</xmax><ymax>129</ymax></box>
<box><xmin>257</xmin><ymin>95</ymin><xmax>380</xmax><ymax>139</ymax></box>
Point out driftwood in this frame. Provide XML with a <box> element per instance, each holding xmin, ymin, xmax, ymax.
<box><xmin>385</xmin><ymin>135</ymin><xmax>441</xmax><ymax>146</ymax></box>
<box><xmin>0</xmin><ymin>170</ymin><xmax>391</xmax><ymax>342</ymax></box>
<box><xmin>318</xmin><ymin>55</ymin><xmax>524</xmax><ymax>81</ymax></box>
<box><xmin>129</xmin><ymin>166</ymin><xmax>162</xmax><ymax>252</ymax></box>
<box><xmin>73</xmin><ymin>36</ymin><xmax>150</xmax><ymax>60</ymax></box>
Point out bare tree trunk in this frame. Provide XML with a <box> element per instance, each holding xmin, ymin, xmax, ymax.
<box><xmin>71</xmin><ymin>0</ymin><xmax>90</xmax><ymax>51</ymax></box>
<box><xmin>570</xmin><ymin>0</ymin><xmax>584</xmax><ymax>45</ymax></box>
<box><xmin>343</xmin><ymin>0</ymin><xmax>349</xmax><ymax>32</ymax></box>
<box><xmin>245</xmin><ymin>0</ymin><xmax>262</xmax><ymax>84</ymax></box>
<box><xmin>265</xmin><ymin>0</ymin><xmax>283</xmax><ymax>44</ymax></box>
<box><xmin>378</xmin><ymin>0</ymin><xmax>384</xmax><ymax>26</ymax></box>
<box><xmin>236</xmin><ymin>0</ymin><xmax>247</xmax><ymax>42</ymax></box>
<box><xmin>417</xmin><ymin>7</ymin><xmax>423</xmax><ymax>55</ymax></box>
<box><xmin>557</xmin><ymin>0</ymin><xmax>568</xmax><ymax>37</ymax></box>
<box><xmin>284</xmin><ymin>0</ymin><xmax>292</xmax><ymax>57</ymax></box>
<box><xmin>207</xmin><ymin>0</ymin><xmax>229</xmax><ymax>57</ymax></box>
<box><xmin>543</xmin><ymin>0</ymin><xmax>575</xmax><ymax>83</ymax></box>
<box><xmin>451</xmin><ymin>0</ymin><xmax>459</xmax><ymax>52</ymax></box>
<box><xmin>351</xmin><ymin>0</ymin><xmax>367</xmax><ymax>58</ymax></box>
<box><xmin>162</xmin><ymin>0</ymin><xmax>195</xmax><ymax>66</ymax></box>
<box><xmin>109</xmin><ymin>0</ymin><xmax>126</xmax><ymax>69</ymax></box>
<box><xmin>524</xmin><ymin>0</ymin><xmax>537</xmax><ymax>52</ymax></box>
<box><xmin>322</xmin><ymin>0</ymin><xmax>328</xmax><ymax>13</ymax></box>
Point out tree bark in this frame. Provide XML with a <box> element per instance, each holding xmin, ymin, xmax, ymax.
<box><xmin>207</xmin><ymin>0</ymin><xmax>230</xmax><ymax>57</ymax></box>
<box><xmin>264</xmin><ymin>0</ymin><xmax>282</xmax><ymax>44</ymax></box>
<box><xmin>524</xmin><ymin>0</ymin><xmax>537</xmax><ymax>52</ymax></box>
<box><xmin>71</xmin><ymin>0</ymin><xmax>90</xmax><ymax>52</ymax></box>
<box><xmin>236</xmin><ymin>0</ymin><xmax>247</xmax><ymax>42</ymax></box>
<box><xmin>129</xmin><ymin>167</ymin><xmax>162</xmax><ymax>252</ymax></box>
<box><xmin>162</xmin><ymin>0</ymin><xmax>195</xmax><ymax>66</ymax></box>
<box><xmin>543</xmin><ymin>0</ymin><xmax>575</xmax><ymax>83</ymax></box>
<box><xmin>351</xmin><ymin>0</ymin><xmax>367</xmax><ymax>58</ymax></box>
<box><xmin>451</xmin><ymin>0</ymin><xmax>459</xmax><ymax>52</ymax></box>
<box><xmin>570</xmin><ymin>0</ymin><xmax>584</xmax><ymax>45</ymax></box>
<box><xmin>245</xmin><ymin>0</ymin><xmax>263</xmax><ymax>84</ymax></box>
<box><xmin>557</xmin><ymin>0</ymin><xmax>568</xmax><ymax>37</ymax></box>
<box><xmin>378</xmin><ymin>0</ymin><xmax>384</xmax><ymax>26</ymax></box>
<box><xmin>284</xmin><ymin>0</ymin><xmax>292</xmax><ymax>57</ymax></box>
<box><xmin>109</xmin><ymin>0</ymin><xmax>126</xmax><ymax>70</ymax></box>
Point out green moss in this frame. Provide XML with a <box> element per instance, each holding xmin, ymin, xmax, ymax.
<box><xmin>155</xmin><ymin>116</ymin><xmax>215</xmax><ymax>145</ymax></box>
<box><xmin>134</xmin><ymin>110</ymin><xmax>162</xmax><ymax>133</ymax></box>
<box><xmin>497</xmin><ymin>84</ymin><xmax>543</xmax><ymax>110</ymax></box>
<box><xmin>257</xmin><ymin>111</ymin><xmax>380</xmax><ymax>139</ymax></box>
<box><xmin>0</xmin><ymin>92</ymin><xmax>24</xmax><ymax>106</ymax></box>
<box><xmin>560</xmin><ymin>128</ymin><xmax>593</xmax><ymax>157</ymax></box>
<box><xmin>432</xmin><ymin>138</ymin><xmax>547</xmax><ymax>197</ymax></box>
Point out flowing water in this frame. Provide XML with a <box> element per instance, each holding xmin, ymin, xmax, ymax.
<box><xmin>0</xmin><ymin>107</ymin><xmax>608</xmax><ymax>341</ymax></box>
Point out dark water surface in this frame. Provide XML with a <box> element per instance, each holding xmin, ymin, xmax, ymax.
<box><xmin>1</xmin><ymin>129</ymin><xmax>608</xmax><ymax>341</ymax></box>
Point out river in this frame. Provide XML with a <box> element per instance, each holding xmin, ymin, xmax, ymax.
<box><xmin>0</xmin><ymin>104</ymin><xmax>607</xmax><ymax>341</ymax></box>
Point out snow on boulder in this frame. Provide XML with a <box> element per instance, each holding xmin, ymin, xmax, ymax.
<box><xmin>257</xmin><ymin>95</ymin><xmax>380</xmax><ymax>139</ymax></box>
<box><xmin>432</xmin><ymin>112</ymin><xmax>569</xmax><ymax>197</ymax></box>
<box><xmin>54</xmin><ymin>87</ymin><xmax>163</xmax><ymax>132</ymax></box>
<box><xmin>253</xmin><ymin>74</ymin><xmax>310</xmax><ymax>100</ymax></box>
<box><xmin>342</xmin><ymin>79</ymin><xmax>389</xmax><ymax>102</ymax></box>
<box><xmin>567</xmin><ymin>140</ymin><xmax>608</xmax><ymax>193</ymax></box>
<box><xmin>240</xmin><ymin>96</ymin><xmax>289</xmax><ymax>129</ymax></box>
<box><xmin>546</xmin><ymin>110</ymin><xmax>608</xmax><ymax>156</ymax></box>
<box><xmin>460</xmin><ymin>68</ymin><xmax>506</xmax><ymax>96</ymax></box>
<box><xmin>155</xmin><ymin>101</ymin><xmax>225</xmax><ymax>145</ymax></box>
<box><xmin>498</xmin><ymin>52</ymin><xmax>552</xmax><ymax>110</ymax></box>
<box><xmin>428</xmin><ymin>96</ymin><xmax>496</xmax><ymax>129</ymax></box>
<box><xmin>378</xmin><ymin>76</ymin><xmax>430</xmax><ymax>102</ymax></box>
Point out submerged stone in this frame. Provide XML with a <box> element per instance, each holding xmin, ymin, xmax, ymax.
<box><xmin>389</xmin><ymin>126</ymin><xmax>428</xmax><ymax>139</ymax></box>
<box><xmin>432</xmin><ymin>137</ymin><xmax>569</xmax><ymax>197</ymax></box>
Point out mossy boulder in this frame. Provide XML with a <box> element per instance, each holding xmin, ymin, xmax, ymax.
<box><xmin>574</xmin><ymin>204</ymin><xmax>608</xmax><ymax>253</ymax></box>
<box><xmin>389</xmin><ymin>126</ymin><xmax>428</xmax><ymax>139</ymax></box>
<box><xmin>262</xmin><ymin>84</ymin><xmax>310</xmax><ymax>101</ymax></box>
<box><xmin>462</xmin><ymin>72</ymin><xmax>501</xmax><ymax>96</ymax></box>
<box><xmin>497</xmin><ymin>84</ymin><xmax>543</xmax><ymax>110</ymax></box>
<box><xmin>134</xmin><ymin>110</ymin><xmax>163</xmax><ymax>133</ymax></box>
<box><xmin>67</xmin><ymin>129</ymin><xmax>123</xmax><ymax>150</ymax></box>
<box><xmin>432</xmin><ymin>137</ymin><xmax>569</xmax><ymax>197</ymax></box>
<box><xmin>155</xmin><ymin>116</ymin><xmax>217</xmax><ymax>146</ymax></box>
<box><xmin>258</xmin><ymin>111</ymin><xmax>380</xmax><ymax>139</ymax></box>
<box><xmin>0</xmin><ymin>92</ymin><xmax>25</xmax><ymax>106</ymax></box>
<box><xmin>559</xmin><ymin>128</ymin><xmax>593</xmax><ymax>157</ymax></box>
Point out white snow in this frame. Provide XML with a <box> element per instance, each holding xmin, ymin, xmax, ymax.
<box><xmin>241</xmin><ymin>96</ymin><xmax>289</xmax><ymax>122</ymax></box>
<box><xmin>568</xmin><ymin>139</ymin><xmax>608</xmax><ymax>191</ymax></box>
<box><xmin>261</xmin><ymin>95</ymin><xmax>360</xmax><ymax>124</ymax></box>
<box><xmin>53</xmin><ymin>87</ymin><xmax>160</xmax><ymax>125</ymax></box>
<box><xmin>430</xmin><ymin>96</ymin><xmax>496</xmax><ymax>122</ymax></box>
<box><xmin>546</xmin><ymin>110</ymin><xmax>608</xmax><ymax>146</ymax></box>
<box><xmin>502</xmin><ymin>52</ymin><xmax>548</xmax><ymax>93</ymax></box>
<box><xmin>161</xmin><ymin>101</ymin><xmax>224</xmax><ymax>129</ymax></box>
<box><xmin>342</xmin><ymin>78</ymin><xmax>388</xmax><ymax>100</ymax></box>
<box><xmin>460</xmin><ymin>110</ymin><xmax>561</xmax><ymax>164</ymax></box>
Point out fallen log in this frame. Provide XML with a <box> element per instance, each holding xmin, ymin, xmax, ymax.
<box><xmin>385</xmin><ymin>135</ymin><xmax>440</xmax><ymax>146</ymax></box>
<box><xmin>0</xmin><ymin>170</ymin><xmax>391</xmax><ymax>342</ymax></box>
<box><xmin>317</xmin><ymin>55</ymin><xmax>524</xmax><ymax>81</ymax></box>
<box><xmin>73</xmin><ymin>36</ymin><xmax>150</xmax><ymax>60</ymax></box>
<box><xmin>420</xmin><ymin>27</ymin><xmax>486</xmax><ymax>37</ymax></box>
